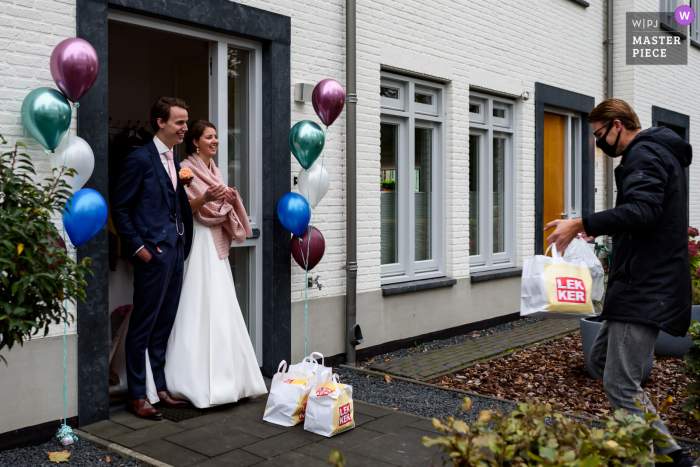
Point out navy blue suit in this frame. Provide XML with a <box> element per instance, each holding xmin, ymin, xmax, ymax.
<box><xmin>112</xmin><ymin>140</ymin><xmax>193</xmax><ymax>400</ymax></box>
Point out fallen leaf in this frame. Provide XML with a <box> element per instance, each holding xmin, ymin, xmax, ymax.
<box><xmin>392</xmin><ymin>407</ymin><xmax>398</xmax><ymax>410</ymax></box>
<box><xmin>48</xmin><ymin>451</ymin><xmax>71</xmax><ymax>463</ymax></box>
<box><xmin>384</xmin><ymin>375</ymin><xmax>392</xmax><ymax>384</ymax></box>
<box><xmin>17</xmin><ymin>243</ymin><xmax>24</xmax><ymax>256</ymax></box>
<box><xmin>106</xmin><ymin>456</ymin><xmax>111</xmax><ymax>463</ymax></box>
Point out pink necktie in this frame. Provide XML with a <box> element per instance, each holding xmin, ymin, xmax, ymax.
<box><xmin>164</xmin><ymin>151</ymin><xmax>177</xmax><ymax>190</ymax></box>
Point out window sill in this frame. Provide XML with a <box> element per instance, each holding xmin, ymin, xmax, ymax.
<box><xmin>691</xmin><ymin>39</ymin><xmax>700</xmax><ymax>50</ymax></box>
<box><xmin>381</xmin><ymin>277</ymin><xmax>457</xmax><ymax>296</ymax></box>
<box><xmin>470</xmin><ymin>267</ymin><xmax>522</xmax><ymax>283</ymax></box>
<box><xmin>567</xmin><ymin>0</ymin><xmax>589</xmax><ymax>7</ymax></box>
<box><xmin>660</xmin><ymin>22</ymin><xmax>687</xmax><ymax>40</ymax></box>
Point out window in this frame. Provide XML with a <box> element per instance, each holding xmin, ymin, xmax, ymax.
<box><xmin>469</xmin><ymin>92</ymin><xmax>515</xmax><ymax>272</ymax></box>
<box><xmin>661</xmin><ymin>0</ymin><xmax>678</xmax><ymax>26</ymax></box>
<box><xmin>380</xmin><ymin>72</ymin><xmax>445</xmax><ymax>284</ymax></box>
<box><xmin>691</xmin><ymin>0</ymin><xmax>700</xmax><ymax>43</ymax></box>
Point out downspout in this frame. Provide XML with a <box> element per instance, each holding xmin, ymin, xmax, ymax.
<box><xmin>605</xmin><ymin>0</ymin><xmax>615</xmax><ymax>246</ymax></box>
<box><xmin>345</xmin><ymin>0</ymin><xmax>361</xmax><ymax>365</ymax></box>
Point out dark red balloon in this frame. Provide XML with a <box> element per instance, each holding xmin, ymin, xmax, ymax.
<box><xmin>291</xmin><ymin>226</ymin><xmax>325</xmax><ymax>271</ymax></box>
<box><xmin>312</xmin><ymin>79</ymin><xmax>345</xmax><ymax>127</ymax></box>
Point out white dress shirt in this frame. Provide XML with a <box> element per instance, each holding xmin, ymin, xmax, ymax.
<box><xmin>134</xmin><ymin>136</ymin><xmax>175</xmax><ymax>256</ymax></box>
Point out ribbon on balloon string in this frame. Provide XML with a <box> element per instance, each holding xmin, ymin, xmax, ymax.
<box><xmin>299</xmin><ymin>126</ymin><xmax>330</xmax><ymax>357</ymax></box>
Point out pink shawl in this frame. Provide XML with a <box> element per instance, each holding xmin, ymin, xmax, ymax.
<box><xmin>180</xmin><ymin>155</ymin><xmax>252</xmax><ymax>259</ymax></box>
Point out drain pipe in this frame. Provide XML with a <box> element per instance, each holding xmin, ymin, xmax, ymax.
<box><xmin>344</xmin><ymin>0</ymin><xmax>362</xmax><ymax>366</ymax></box>
<box><xmin>605</xmin><ymin>0</ymin><xmax>615</xmax><ymax>247</ymax></box>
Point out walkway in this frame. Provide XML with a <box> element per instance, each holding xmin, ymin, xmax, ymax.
<box><xmin>79</xmin><ymin>395</ymin><xmax>442</xmax><ymax>467</ymax></box>
<box><xmin>370</xmin><ymin>318</ymin><xmax>580</xmax><ymax>381</ymax></box>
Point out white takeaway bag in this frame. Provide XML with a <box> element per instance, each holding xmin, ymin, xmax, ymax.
<box><xmin>290</xmin><ymin>352</ymin><xmax>332</xmax><ymax>385</ymax></box>
<box><xmin>520</xmin><ymin>244</ymin><xmax>598</xmax><ymax>319</ymax></box>
<box><xmin>263</xmin><ymin>361</ymin><xmax>313</xmax><ymax>426</ymax></box>
<box><xmin>304</xmin><ymin>374</ymin><xmax>355</xmax><ymax>437</ymax></box>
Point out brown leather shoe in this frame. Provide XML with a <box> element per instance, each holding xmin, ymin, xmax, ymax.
<box><xmin>157</xmin><ymin>391</ymin><xmax>189</xmax><ymax>408</ymax></box>
<box><xmin>127</xmin><ymin>399</ymin><xmax>163</xmax><ymax>420</ymax></box>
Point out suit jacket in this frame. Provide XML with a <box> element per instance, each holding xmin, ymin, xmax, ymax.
<box><xmin>112</xmin><ymin>140</ymin><xmax>194</xmax><ymax>260</ymax></box>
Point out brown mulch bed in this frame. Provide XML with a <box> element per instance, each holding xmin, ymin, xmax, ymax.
<box><xmin>429</xmin><ymin>332</ymin><xmax>700</xmax><ymax>440</ymax></box>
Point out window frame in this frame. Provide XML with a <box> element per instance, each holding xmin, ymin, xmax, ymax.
<box><xmin>468</xmin><ymin>91</ymin><xmax>516</xmax><ymax>273</ymax></box>
<box><xmin>691</xmin><ymin>0</ymin><xmax>700</xmax><ymax>43</ymax></box>
<box><xmin>380</xmin><ymin>71</ymin><xmax>446</xmax><ymax>285</ymax></box>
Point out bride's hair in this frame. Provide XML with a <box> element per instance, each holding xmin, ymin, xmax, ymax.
<box><xmin>185</xmin><ymin>120</ymin><xmax>217</xmax><ymax>155</ymax></box>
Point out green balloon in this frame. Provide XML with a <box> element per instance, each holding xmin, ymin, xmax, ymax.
<box><xmin>289</xmin><ymin>120</ymin><xmax>325</xmax><ymax>170</ymax></box>
<box><xmin>21</xmin><ymin>87</ymin><xmax>72</xmax><ymax>152</ymax></box>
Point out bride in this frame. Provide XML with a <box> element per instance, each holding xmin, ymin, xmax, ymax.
<box><xmin>160</xmin><ymin>120</ymin><xmax>267</xmax><ymax>408</ymax></box>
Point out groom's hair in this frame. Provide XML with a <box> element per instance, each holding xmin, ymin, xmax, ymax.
<box><xmin>151</xmin><ymin>96</ymin><xmax>189</xmax><ymax>133</ymax></box>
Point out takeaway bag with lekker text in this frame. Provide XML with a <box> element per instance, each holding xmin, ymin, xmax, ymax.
<box><xmin>520</xmin><ymin>243</ymin><xmax>597</xmax><ymax>319</ymax></box>
<box><xmin>263</xmin><ymin>360</ymin><xmax>313</xmax><ymax>426</ymax></box>
<box><xmin>304</xmin><ymin>373</ymin><xmax>355</xmax><ymax>437</ymax></box>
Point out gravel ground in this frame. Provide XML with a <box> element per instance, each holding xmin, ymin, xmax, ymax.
<box><xmin>0</xmin><ymin>438</ymin><xmax>143</xmax><ymax>467</ymax></box>
<box><xmin>359</xmin><ymin>316</ymin><xmax>545</xmax><ymax>365</ymax></box>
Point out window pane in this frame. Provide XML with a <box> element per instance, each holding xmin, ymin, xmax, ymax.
<box><xmin>228</xmin><ymin>247</ymin><xmax>251</xmax><ymax>333</ymax></box>
<box><xmin>493</xmin><ymin>138</ymin><xmax>506</xmax><ymax>254</ymax></box>
<box><xmin>469</xmin><ymin>135</ymin><xmax>479</xmax><ymax>256</ymax></box>
<box><xmin>415</xmin><ymin>128</ymin><xmax>432</xmax><ymax>261</ymax></box>
<box><xmin>381</xmin><ymin>123</ymin><xmax>399</xmax><ymax>265</ymax></box>
<box><xmin>469</xmin><ymin>104</ymin><xmax>480</xmax><ymax>114</ymax></box>
<box><xmin>571</xmin><ymin>117</ymin><xmax>579</xmax><ymax>213</ymax></box>
<box><xmin>493</xmin><ymin>108</ymin><xmax>505</xmax><ymax>118</ymax></box>
<box><xmin>415</xmin><ymin>93</ymin><xmax>433</xmax><ymax>105</ymax></box>
<box><xmin>228</xmin><ymin>47</ymin><xmax>250</xmax><ymax>212</ymax></box>
<box><xmin>381</xmin><ymin>86</ymin><xmax>399</xmax><ymax>99</ymax></box>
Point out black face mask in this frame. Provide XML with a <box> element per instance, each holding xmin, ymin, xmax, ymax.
<box><xmin>596</xmin><ymin>122</ymin><xmax>622</xmax><ymax>158</ymax></box>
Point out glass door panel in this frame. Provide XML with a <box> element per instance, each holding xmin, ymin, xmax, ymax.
<box><xmin>227</xmin><ymin>47</ymin><xmax>250</xmax><ymax>210</ymax></box>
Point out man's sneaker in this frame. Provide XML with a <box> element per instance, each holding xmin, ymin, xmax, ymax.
<box><xmin>657</xmin><ymin>449</ymin><xmax>694</xmax><ymax>467</ymax></box>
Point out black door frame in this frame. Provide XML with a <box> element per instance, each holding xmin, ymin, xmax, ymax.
<box><xmin>534</xmin><ymin>83</ymin><xmax>596</xmax><ymax>254</ymax></box>
<box><xmin>652</xmin><ymin>105</ymin><xmax>690</xmax><ymax>223</ymax></box>
<box><xmin>76</xmin><ymin>0</ymin><xmax>291</xmax><ymax>426</ymax></box>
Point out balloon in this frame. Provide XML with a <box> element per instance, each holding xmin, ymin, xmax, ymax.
<box><xmin>298</xmin><ymin>160</ymin><xmax>330</xmax><ymax>208</ymax></box>
<box><xmin>312</xmin><ymin>79</ymin><xmax>345</xmax><ymax>127</ymax></box>
<box><xmin>289</xmin><ymin>120</ymin><xmax>325</xmax><ymax>170</ymax></box>
<box><xmin>52</xmin><ymin>135</ymin><xmax>95</xmax><ymax>193</ymax></box>
<box><xmin>291</xmin><ymin>226</ymin><xmax>325</xmax><ymax>271</ymax></box>
<box><xmin>277</xmin><ymin>193</ymin><xmax>311</xmax><ymax>237</ymax></box>
<box><xmin>63</xmin><ymin>188</ymin><xmax>108</xmax><ymax>247</ymax></box>
<box><xmin>21</xmin><ymin>88</ymin><xmax>71</xmax><ymax>152</ymax></box>
<box><xmin>50</xmin><ymin>38</ymin><xmax>99</xmax><ymax>102</ymax></box>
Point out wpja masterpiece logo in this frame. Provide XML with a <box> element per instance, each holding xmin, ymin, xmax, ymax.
<box><xmin>626</xmin><ymin>11</ymin><xmax>691</xmax><ymax>65</ymax></box>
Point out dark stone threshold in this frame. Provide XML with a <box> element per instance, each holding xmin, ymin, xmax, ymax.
<box><xmin>325</xmin><ymin>312</ymin><xmax>522</xmax><ymax>367</ymax></box>
<box><xmin>470</xmin><ymin>267</ymin><xmax>523</xmax><ymax>283</ymax></box>
<box><xmin>692</xmin><ymin>39</ymin><xmax>700</xmax><ymax>50</ymax></box>
<box><xmin>0</xmin><ymin>416</ymin><xmax>79</xmax><ymax>451</ymax></box>
<box><xmin>568</xmin><ymin>0</ymin><xmax>589</xmax><ymax>7</ymax></box>
<box><xmin>381</xmin><ymin>277</ymin><xmax>457</xmax><ymax>296</ymax></box>
<box><xmin>250</xmin><ymin>228</ymin><xmax>260</xmax><ymax>239</ymax></box>
<box><xmin>660</xmin><ymin>22</ymin><xmax>687</xmax><ymax>40</ymax></box>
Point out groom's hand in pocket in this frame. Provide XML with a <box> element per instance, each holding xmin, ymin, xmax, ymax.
<box><xmin>137</xmin><ymin>247</ymin><xmax>162</xmax><ymax>263</ymax></box>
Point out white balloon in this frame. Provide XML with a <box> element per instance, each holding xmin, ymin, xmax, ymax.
<box><xmin>51</xmin><ymin>134</ymin><xmax>95</xmax><ymax>193</ymax></box>
<box><xmin>298</xmin><ymin>160</ymin><xmax>330</xmax><ymax>208</ymax></box>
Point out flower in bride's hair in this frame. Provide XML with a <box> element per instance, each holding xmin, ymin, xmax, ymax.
<box><xmin>179</xmin><ymin>168</ymin><xmax>194</xmax><ymax>186</ymax></box>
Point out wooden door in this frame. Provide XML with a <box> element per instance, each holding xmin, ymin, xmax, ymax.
<box><xmin>543</xmin><ymin>112</ymin><xmax>566</xmax><ymax>253</ymax></box>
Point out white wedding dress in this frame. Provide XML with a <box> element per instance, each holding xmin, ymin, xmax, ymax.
<box><xmin>109</xmin><ymin>219</ymin><xmax>267</xmax><ymax>408</ymax></box>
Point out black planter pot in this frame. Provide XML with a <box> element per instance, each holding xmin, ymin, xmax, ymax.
<box><xmin>654</xmin><ymin>305</ymin><xmax>700</xmax><ymax>358</ymax></box>
<box><xmin>579</xmin><ymin>317</ymin><xmax>653</xmax><ymax>384</ymax></box>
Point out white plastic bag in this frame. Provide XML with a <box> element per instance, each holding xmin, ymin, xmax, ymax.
<box><xmin>263</xmin><ymin>360</ymin><xmax>313</xmax><ymax>426</ymax></box>
<box><xmin>520</xmin><ymin>244</ymin><xmax>597</xmax><ymax>319</ymax></box>
<box><xmin>563</xmin><ymin>237</ymin><xmax>605</xmax><ymax>301</ymax></box>
<box><xmin>304</xmin><ymin>373</ymin><xmax>355</xmax><ymax>437</ymax></box>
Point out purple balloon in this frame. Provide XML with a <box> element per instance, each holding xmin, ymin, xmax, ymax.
<box><xmin>50</xmin><ymin>38</ymin><xmax>99</xmax><ymax>103</ymax></box>
<box><xmin>312</xmin><ymin>79</ymin><xmax>345</xmax><ymax>127</ymax></box>
<box><xmin>291</xmin><ymin>226</ymin><xmax>326</xmax><ymax>271</ymax></box>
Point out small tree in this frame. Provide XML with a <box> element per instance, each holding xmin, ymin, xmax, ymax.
<box><xmin>689</xmin><ymin>227</ymin><xmax>700</xmax><ymax>306</ymax></box>
<box><xmin>0</xmin><ymin>135</ymin><xmax>91</xmax><ymax>362</ymax></box>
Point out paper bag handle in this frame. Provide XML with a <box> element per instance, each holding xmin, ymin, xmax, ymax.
<box><xmin>308</xmin><ymin>352</ymin><xmax>325</xmax><ymax>367</ymax></box>
<box><xmin>331</xmin><ymin>374</ymin><xmax>341</xmax><ymax>394</ymax></box>
<box><xmin>544</xmin><ymin>244</ymin><xmax>563</xmax><ymax>258</ymax></box>
<box><xmin>277</xmin><ymin>360</ymin><xmax>287</xmax><ymax>376</ymax></box>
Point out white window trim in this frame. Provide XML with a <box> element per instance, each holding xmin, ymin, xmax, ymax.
<box><xmin>380</xmin><ymin>71</ymin><xmax>446</xmax><ymax>285</ymax></box>
<box><xmin>691</xmin><ymin>0</ymin><xmax>700</xmax><ymax>43</ymax></box>
<box><xmin>544</xmin><ymin>106</ymin><xmax>583</xmax><ymax>220</ymax></box>
<box><xmin>469</xmin><ymin>91</ymin><xmax>516</xmax><ymax>273</ymax></box>
<box><xmin>108</xmin><ymin>10</ymin><xmax>264</xmax><ymax>366</ymax></box>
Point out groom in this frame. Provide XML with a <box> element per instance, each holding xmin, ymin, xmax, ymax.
<box><xmin>112</xmin><ymin>97</ymin><xmax>194</xmax><ymax>419</ymax></box>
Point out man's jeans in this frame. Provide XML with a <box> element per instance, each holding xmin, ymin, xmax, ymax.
<box><xmin>588</xmin><ymin>320</ymin><xmax>679</xmax><ymax>455</ymax></box>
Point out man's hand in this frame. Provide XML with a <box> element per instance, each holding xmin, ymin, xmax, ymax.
<box><xmin>136</xmin><ymin>247</ymin><xmax>162</xmax><ymax>263</ymax></box>
<box><xmin>544</xmin><ymin>218</ymin><xmax>590</xmax><ymax>252</ymax></box>
<box><xmin>203</xmin><ymin>184</ymin><xmax>227</xmax><ymax>204</ymax></box>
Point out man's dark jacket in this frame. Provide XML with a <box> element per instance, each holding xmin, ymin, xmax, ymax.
<box><xmin>583</xmin><ymin>127</ymin><xmax>692</xmax><ymax>337</ymax></box>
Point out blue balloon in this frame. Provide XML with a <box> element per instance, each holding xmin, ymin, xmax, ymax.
<box><xmin>277</xmin><ymin>193</ymin><xmax>311</xmax><ymax>237</ymax></box>
<box><xmin>63</xmin><ymin>188</ymin><xmax>107</xmax><ymax>247</ymax></box>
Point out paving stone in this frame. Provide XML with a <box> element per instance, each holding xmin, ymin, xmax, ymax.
<box><xmin>165</xmin><ymin>423</ymin><xmax>262</xmax><ymax>457</ymax></box>
<box><xmin>354</xmin><ymin>402</ymin><xmax>393</xmax><ymax>418</ymax></box>
<box><xmin>270</xmin><ymin>420</ymin><xmax>326</xmax><ymax>441</ymax></box>
<box><xmin>241</xmin><ymin>432</ymin><xmax>314</xmax><ymax>459</ymax></box>
<box><xmin>349</xmin><ymin>428</ymin><xmax>437</xmax><ymax>466</ymax></box>
<box><xmin>111</xmin><ymin>421</ymin><xmax>185</xmax><ymax>448</ymax></box>
<box><xmin>320</xmin><ymin>427</ymin><xmax>385</xmax><ymax>450</ymax></box>
<box><xmin>110</xmin><ymin>410</ymin><xmax>164</xmax><ymax>430</ymax></box>
<box><xmin>406</xmin><ymin>419</ymin><xmax>441</xmax><ymax>434</ymax></box>
<box><xmin>192</xmin><ymin>449</ymin><xmax>264</xmax><ymax>467</ymax></box>
<box><xmin>176</xmin><ymin>411</ymin><xmax>234</xmax><ymax>430</ymax></box>
<box><xmin>132</xmin><ymin>439</ymin><xmax>208</xmax><ymax>467</ymax></box>
<box><xmin>294</xmin><ymin>441</ymin><xmax>376</xmax><ymax>465</ymax></box>
<box><xmin>254</xmin><ymin>451</ymin><xmax>329</xmax><ymax>467</ymax></box>
<box><xmin>222</xmin><ymin>399</ymin><xmax>267</xmax><ymax>421</ymax></box>
<box><xmin>217</xmin><ymin>415</ymin><xmax>286</xmax><ymax>439</ymax></box>
<box><xmin>352</xmin><ymin>411</ymin><xmax>375</xmax><ymax>427</ymax></box>
<box><xmin>360</xmin><ymin>412</ymin><xmax>419</xmax><ymax>434</ymax></box>
<box><xmin>81</xmin><ymin>419</ymin><xmax>133</xmax><ymax>440</ymax></box>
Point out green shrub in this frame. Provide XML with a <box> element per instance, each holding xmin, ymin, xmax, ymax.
<box><xmin>421</xmin><ymin>397</ymin><xmax>672</xmax><ymax>466</ymax></box>
<box><xmin>689</xmin><ymin>227</ymin><xmax>700</xmax><ymax>306</ymax></box>
<box><xmin>682</xmin><ymin>320</ymin><xmax>700</xmax><ymax>420</ymax></box>
<box><xmin>0</xmin><ymin>136</ymin><xmax>91</xmax><ymax>360</ymax></box>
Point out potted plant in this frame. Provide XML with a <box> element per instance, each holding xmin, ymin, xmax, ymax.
<box><xmin>654</xmin><ymin>226</ymin><xmax>700</xmax><ymax>358</ymax></box>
